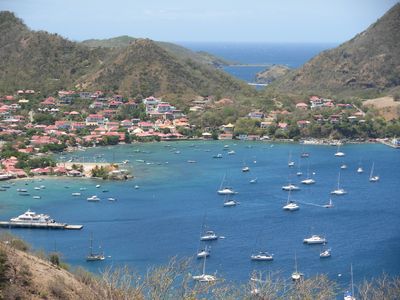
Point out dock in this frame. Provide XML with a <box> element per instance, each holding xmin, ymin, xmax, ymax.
<box><xmin>0</xmin><ymin>221</ymin><xmax>83</xmax><ymax>230</ymax></box>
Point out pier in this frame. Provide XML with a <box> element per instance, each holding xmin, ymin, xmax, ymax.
<box><xmin>0</xmin><ymin>221</ymin><xmax>83</xmax><ymax>230</ymax></box>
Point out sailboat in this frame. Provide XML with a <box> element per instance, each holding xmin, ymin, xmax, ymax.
<box><xmin>356</xmin><ymin>160</ymin><xmax>363</xmax><ymax>173</ymax></box>
<box><xmin>291</xmin><ymin>253</ymin><xmax>304</xmax><ymax>281</ymax></box>
<box><xmin>344</xmin><ymin>264</ymin><xmax>356</xmax><ymax>300</ymax></box>
<box><xmin>242</xmin><ymin>161</ymin><xmax>250</xmax><ymax>172</ymax></box>
<box><xmin>288</xmin><ymin>151</ymin><xmax>295</xmax><ymax>167</ymax></box>
<box><xmin>301</xmin><ymin>163</ymin><xmax>315</xmax><ymax>184</ymax></box>
<box><xmin>217</xmin><ymin>173</ymin><xmax>238</xmax><ymax>195</ymax></box>
<box><xmin>192</xmin><ymin>255</ymin><xmax>216</xmax><ymax>282</ymax></box>
<box><xmin>282</xmin><ymin>190</ymin><xmax>299</xmax><ymax>211</ymax></box>
<box><xmin>296</xmin><ymin>159</ymin><xmax>303</xmax><ymax>176</ymax></box>
<box><xmin>334</xmin><ymin>144</ymin><xmax>345</xmax><ymax>157</ymax></box>
<box><xmin>196</xmin><ymin>245</ymin><xmax>211</xmax><ymax>259</ymax></box>
<box><xmin>86</xmin><ymin>234</ymin><xmax>105</xmax><ymax>261</ymax></box>
<box><xmin>331</xmin><ymin>172</ymin><xmax>347</xmax><ymax>195</ymax></box>
<box><xmin>369</xmin><ymin>162</ymin><xmax>380</xmax><ymax>182</ymax></box>
<box><xmin>300</xmin><ymin>146</ymin><xmax>309</xmax><ymax>158</ymax></box>
<box><xmin>323</xmin><ymin>198</ymin><xmax>334</xmax><ymax>208</ymax></box>
<box><xmin>223</xmin><ymin>195</ymin><xmax>238</xmax><ymax>207</ymax></box>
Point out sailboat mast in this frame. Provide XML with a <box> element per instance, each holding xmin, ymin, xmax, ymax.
<box><xmin>89</xmin><ymin>234</ymin><xmax>93</xmax><ymax>256</ymax></box>
<box><xmin>202</xmin><ymin>254</ymin><xmax>206</xmax><ymax>275</ymax></box>
<box><xmin>350</xmin><ymin>264</ymin><xmax>354</xmax><ymax>297</ymax></box>
<box><xmin>337</xmin><ymin>172</ymin><xmax>341</xmax><ymax>189</ymax></box>
<box><xmin>370</xmin><ymin>163</ymin><xmax>374</xmax><ymax>179</ymax></box>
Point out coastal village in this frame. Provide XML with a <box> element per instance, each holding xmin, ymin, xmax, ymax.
<box><xmin>0</xmin><ymin>89</ymin><xmax>398</xmax><ymax>180</ymax></box>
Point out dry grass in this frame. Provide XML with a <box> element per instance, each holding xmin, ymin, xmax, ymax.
<box><xmin>363</xmin><ymin>96</ymin><xmax>400</xmax><ymax>120</ymax></box>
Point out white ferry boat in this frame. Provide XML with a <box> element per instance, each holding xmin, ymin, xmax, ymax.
<box><xmin>10</xmin><ymin>210</ymin><xmax>55</xmax><ymax>224</ymax></box>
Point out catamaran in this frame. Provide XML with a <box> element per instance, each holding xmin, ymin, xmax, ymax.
<box><xmin>192</xmin><ymin>255</ymin><xmax>216</xmax><ymax>282</ymax></box>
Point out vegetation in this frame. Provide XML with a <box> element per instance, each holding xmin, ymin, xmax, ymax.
<box><xmin>0</xmin><ymin>12</ymin><xmax>251</xmax><ymax>100</ymax></box>
<box><xmin>270</xmin><ymin>3</ymin><xmax>400</xmax><ymax>97</ymax></box>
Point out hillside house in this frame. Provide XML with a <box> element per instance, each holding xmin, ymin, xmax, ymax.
<box><xmin>85</xmin><ymin>114</ymin><xmax>106</xmax><ymax>126</ymax></box>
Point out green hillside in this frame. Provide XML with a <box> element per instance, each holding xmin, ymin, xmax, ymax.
<box><xmin>269</xmin><ymin>3</ymin><xmax>400</xmax><ymax>98</ymax></box>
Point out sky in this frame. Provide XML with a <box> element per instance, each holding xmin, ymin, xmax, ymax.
<box><xmin>0</xmin><ymin>0</ymin><xmax>398</xmax><ymax>43</ymax></box>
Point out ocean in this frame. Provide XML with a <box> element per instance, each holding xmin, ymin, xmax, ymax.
<box><xmin>1</xmin><ymin>141</ymin><xmax>399</xmax><ymax>289</ymax></box>
<box><xmin>179</xmin><ymin>42</ymin><xmax>337</xmax><ymax>83</ymax></box>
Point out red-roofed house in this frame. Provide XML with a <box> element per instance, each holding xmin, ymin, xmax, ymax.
<box><xmin>296</xmin><ymin>102</ymin><xmax>308</xmax><ymax>110</ymax></box>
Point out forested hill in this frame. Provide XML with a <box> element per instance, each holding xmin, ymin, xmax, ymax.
<box><xmin>0</xmin><ymin>11</ymin><xmax>250</xmax><ymax>99</ymax></box>
<box><xmin>81</xmin><ymin>36</ymin><xmax>229</xmax><ymax>67</ymax></box>
<box><xmin>269</xmin><ymin>3</ymin><xmax>400</xmax><ymax>97</ymax></box>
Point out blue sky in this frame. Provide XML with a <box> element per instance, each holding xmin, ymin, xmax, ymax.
<box><xmin>0</xmin><ymin>0</ymin><xmax>398</xmax><ymax>43</ymax></box>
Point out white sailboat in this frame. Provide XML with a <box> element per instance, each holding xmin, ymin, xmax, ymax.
<box><xmin>369</xmin><ymin>162</ymin><xmax>380</xmax><ymax>182</ymax></box>
<box><xmin>301</xmin><ymin>163</ymin><xmax>315</xmax><ymax>184</ymax></box>
<box><xmin>217</xmin><ymin>173</ymin><xmax>238</xmax><ymax>195</ymax></box>
<box><xmin>344</xmin><ymin>264</ymin><xmax>356</xmax><ymax>300</ymax></box>
<box><xmin>192</xmin><ymin>255</ymin><xmax>216</xmax><ymax>282</ymax></box>
<box><xmin>331</xmin><ymin>172</ymin><xmax>347</xmax><ymax>195</ymax></box>
<box><xmin>334</xmin><ymin>144</ymin><xmax>345</xmax><ymax>157</ymax></box>
<box><xmin>242</xmin><ymin>161</ymin><xmax>250</xmax><ymax>172</ymax></box>
<box><xmin>288</xmin><ymin>151</ymin><xmax>295</xmax><ymax>167</ymax></box>
<box><xmin>196</xmin><ymin>245</ymin><xmax>211</xmax><ymax>259</ymax></box>
<box><xmin>323</xmin><ymin>198</ymin><xmax>334</xmax><ymax>208</ymax></box>
<box><xmin>283</xmin><ymin>190</ymin><xmax>299</xmax><ymax>211</ymax></box>
<box><xmin>223</xmin><ymin>195</ymin><xmax>238</xmax><ymax>207</ymax></box>
<box><xmin>356</xmin><ymin>160</ymin><xmax>363</xmax><ymax>173</ymax></box>
<box><xmin>86</xmin><ymin>234</ymin><xmax>105</xmax><ymax>261</ymax></box>
<box><xmin>291</xmin><ymin>253</ymin><xmax>304</xmax><ymax>281</ymax></box>
<box><xmin>296</xmin><ymin>159</ymin><xmax>303</xmax><ymax>176</ymax></box>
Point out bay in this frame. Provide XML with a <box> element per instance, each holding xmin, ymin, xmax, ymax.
<box><xmin>0</xmin><ymin>141</ymin><xmax>399</xmax><ymax>288</ymax></box>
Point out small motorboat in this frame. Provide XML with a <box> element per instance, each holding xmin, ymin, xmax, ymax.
<box><xmin>87</xmin><ymin>195</ymin><xmax>100</xmax><ymax>202</ymax></box>
<box><xmin>250</xmin><ymin>251</ymin><xmax>273</xmax><ymax>261</ymax></box>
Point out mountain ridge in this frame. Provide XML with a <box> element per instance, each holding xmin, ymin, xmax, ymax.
<box><xmin>0</xmin><ymin>11</ymin><xmax>250</xmax><ymax>100</ymax></box>
<box><xmin>269</xmin><ymin>3</ymin><xmax>400</xmax><ymax>97</ymax></box>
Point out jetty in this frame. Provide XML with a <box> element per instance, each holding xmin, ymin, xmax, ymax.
<box><xmin>0</xmin><ymin>221</ymin><xmax>83</xmax><ymax>230</ymax></box>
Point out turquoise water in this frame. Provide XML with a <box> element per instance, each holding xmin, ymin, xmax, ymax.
<box><xmin>0</xmin><ymin>141</ymin><xmax>399</xmax><ymax>288</ymax></box>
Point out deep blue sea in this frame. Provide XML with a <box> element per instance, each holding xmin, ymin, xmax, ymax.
<box><xmin>180</xmin><ymin>42</ymin><xmax>337</xmax><ymax>83</ymax></box>
<box><xmin>1</xmin><ymin>142</ymin><xmax>399</xmax><ymax>291</ymax></box>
